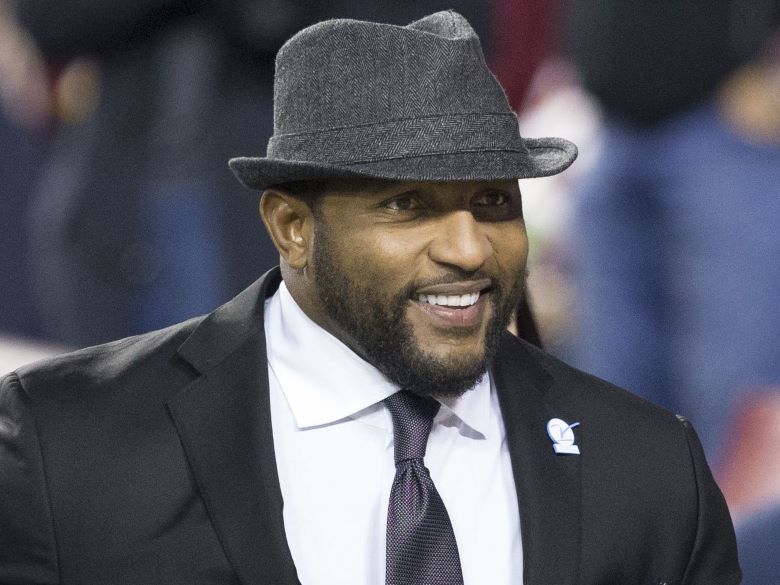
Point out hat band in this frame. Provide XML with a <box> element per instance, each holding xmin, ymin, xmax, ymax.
<box><xmin>267</xmin><ymin>113</ymin><xmax>526</xmax><ymax>164</ymax></box>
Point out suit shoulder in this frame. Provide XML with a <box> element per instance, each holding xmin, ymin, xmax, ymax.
<box><xmin>10</xmin><ymin>316</ymin><xmax>205</xmax><ymax>401</ymax></box>
<box><xmin>504</xmin><ymin>335</ymin><xmax>682</xmax><ymax>431</ymax></box>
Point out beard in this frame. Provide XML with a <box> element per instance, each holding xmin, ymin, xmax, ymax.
<box><xmin>310</xmin><ymin>222</ymin><xmax>524</xmax><ymax>398</ymax></box>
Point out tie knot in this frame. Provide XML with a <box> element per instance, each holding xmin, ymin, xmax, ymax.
<box><xmin>384</xmin><ymin>391</ymin><xmax>440</xmax><ymax>463</ymax></box>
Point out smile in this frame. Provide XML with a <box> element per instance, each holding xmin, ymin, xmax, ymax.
<box><xmin>416</xmin><ymin>292</ymin><xmax>480</xmax><ymax>308</ymax></box>
<box><xmin>410</xmin><ymin>279</ymin><xmax>492</xmax><ymax>330</ymax></box>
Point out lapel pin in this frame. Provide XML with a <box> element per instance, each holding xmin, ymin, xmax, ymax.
<box><xmin>547</xmin><ymin>418</ymin><xmax>581</xmax><ymax>455</ymax></box>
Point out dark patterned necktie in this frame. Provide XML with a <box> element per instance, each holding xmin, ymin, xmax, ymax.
<box><xmin>384</xmin><ymin>391</ymin><xmax>464</xmax><ymax>585</ymax></box>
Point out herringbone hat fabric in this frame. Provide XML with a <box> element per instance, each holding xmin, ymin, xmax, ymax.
<box><xmin>384</xmin><ymin>391</ymin><xmax>464</xmax><ymax>585</ymax></box>
<box><xmin>229</xmin><ymin>10</ymin><xmax>577</xmax><ymax>190</ymax></box>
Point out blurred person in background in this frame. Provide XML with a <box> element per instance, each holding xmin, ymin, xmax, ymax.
<box><xmin>490</xmin><ymin>0</ymin><xmax>563</xmax><ymax>347</ymax></box>
<box><xmin>18</xmin><ymin>0</ymin><xmax>288</xmax><ymax>347</ymax></box>
<box><xmin>16</xmin><ymin>0</ymin><xmax>487</xmax><ymax>348</ymax></box>
<box><xmin>0</xmin><ymin>2</ymin><xmax>69</xmax><ymax>373</ymax></box>
<box><xmin>490</xmin><ymin>0</ymin><xmax>603</xmax><ymax>355</ymax></box>
<box><xmin>0</xmin><ymin>1</ymin><xmax>51</xmax><ymax>340</ymax></box>
<box><xmin>566</xmin><ymin>0</ymin><xmax>780</xmax><ymax>483</ymax></box>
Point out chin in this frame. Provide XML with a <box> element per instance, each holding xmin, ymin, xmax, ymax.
<box><xmin>431</xmin><ymin>341</ymin><xmax>486</xmax><ymax>367</ymax></box>
<box><xmin>413</xmin><ymin>324</ymin><xmax>489</xmax><ymax>360</ymax></box>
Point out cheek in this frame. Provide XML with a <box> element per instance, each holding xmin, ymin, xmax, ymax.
<box><xmin>491</xmin><ymin>223</ymin><xmax>529</xmax><ymax>273</ymax></box>
<box><xmin>342</xmin><ymin>229</ymin><xmax>426</xmax><ymax>280</ymax></box>
<box><xmin>360</xmin><ymin>229</ymin><xmax>425</xmax><ymax>266</ymax></box>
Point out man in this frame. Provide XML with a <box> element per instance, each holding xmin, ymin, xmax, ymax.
<box><xmin>0</xmin><ymin>11</ymin><xmax>740</xmax><ymax>585</ymax></box>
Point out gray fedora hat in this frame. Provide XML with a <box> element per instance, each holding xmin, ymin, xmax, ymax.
<box><xmin>229</xmin><ymin>10</ymin><xmax>577</xmax><ymax>191</ymax></box>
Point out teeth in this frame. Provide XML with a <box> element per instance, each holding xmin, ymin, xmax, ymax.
<box><xmin>417</xmin><ymin>292</ymin><xmax>480</xmax><ymax>307</ymax></box>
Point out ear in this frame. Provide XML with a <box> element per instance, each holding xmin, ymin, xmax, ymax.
<box><xmin>259</xmin><ymin>188</ymin><xmax>314</xmax><ymax>270</ymax></box>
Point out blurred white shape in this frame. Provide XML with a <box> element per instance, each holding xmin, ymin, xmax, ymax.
<box><xmin>0</xmin><ymin>335</ymin><xmax>68</xmax><ymax>375</ymax></box>
<box><xmin>515</xmin><ymin>58</ymin><xmax>603</xmax><ymax>350</ymax></box>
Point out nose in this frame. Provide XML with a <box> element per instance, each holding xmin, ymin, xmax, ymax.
<box><xmin>427</xmin><ymin>210</ymin><xmax>493</xmax><ymax>272</ymax></box>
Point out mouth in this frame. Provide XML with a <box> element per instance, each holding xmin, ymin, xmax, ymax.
<box><xmin>410</xmin><ymin>279</ymin><xmax>493</xmax><ymax>329</ymax></box>
<box><xmin>416</xmin><ymin>291</ymin><xmax>481</xmax><ymax>308</ymax></box>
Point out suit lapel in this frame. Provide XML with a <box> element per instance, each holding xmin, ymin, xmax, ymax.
<box><xmin>493</xmin><ymin>333</ymin><xmax>582</xmax><ymax>585</ymax></box>
<box><xmin>167</xmin><ymin>268</ymin><xmax>299</xmax><ymax>585</ymax></box>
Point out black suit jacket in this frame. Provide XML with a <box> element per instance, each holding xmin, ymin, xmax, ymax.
<box><xmin>1</xmin><ymin>269</ymin><xmax>740</xmax><ymax>584</ymax></box>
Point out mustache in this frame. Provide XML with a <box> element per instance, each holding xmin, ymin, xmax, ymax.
<box><xmin>404</xmin><ymin>268</ymin><xmax>529</xmax><ymax>295</ymax></box>
<box><xmin>403</xmin><ymin>270</ymin><xmax>497</xmax><ymax>298</ymax></box>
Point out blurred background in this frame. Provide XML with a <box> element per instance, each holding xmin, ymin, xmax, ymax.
<box><xmin>1</xmin><ymin>0</ymin><xmax>778</xmax><ymax>579</ymax></box>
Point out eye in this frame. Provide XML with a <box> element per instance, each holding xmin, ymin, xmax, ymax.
<box><xmin>471</xmin><ymin>189</ymin><xmax>522</xmax><ymax>222</ymax></box>
<box><xmin>383</xmin><ymin>193</ymin><xmax>419</xmax><ymax>211</ymax></box>
<box><xmin>472</xmin><ymin>190</ymin><xmax>509</xmax><ymax>207</ymax></box>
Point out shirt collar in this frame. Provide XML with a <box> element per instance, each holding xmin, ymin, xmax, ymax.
<box><xmin>265</xmin><ymin>281</ymin><xmax>492</xmax><ymax>438</ymax></box>
<box><xmin>437</xmin><ymin>375</ymin><xmax>492</xmax><ymax>440</ymax></box>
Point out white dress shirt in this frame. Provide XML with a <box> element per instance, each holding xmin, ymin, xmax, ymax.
<box><xmin>265</xmin><ymin>282</ymin><xmax>523</xmax><ymax>584</ymax></box>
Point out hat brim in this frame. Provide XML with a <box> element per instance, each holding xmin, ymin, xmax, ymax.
<box><xmin>228</xmin><ymin>137</ymin><xmax>577</xmax><ymax>191</ymax></box>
